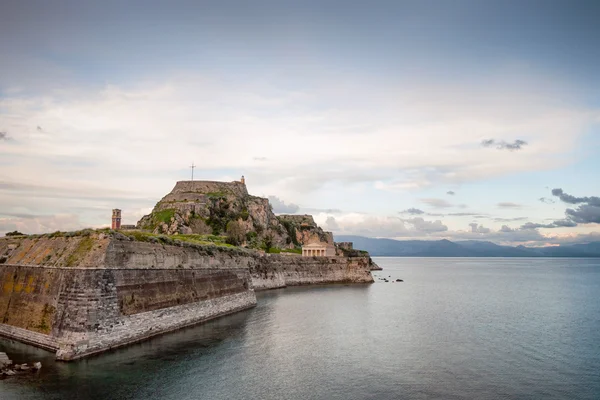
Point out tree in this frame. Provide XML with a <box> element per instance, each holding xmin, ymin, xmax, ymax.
<box><xmin>6</xmin><ymin>231</ymin><xmax>24</xmax><ymax>236</ymax></box>
<box><xmin>225</xmin><ymin>221</ymin><xmax>245</xmax><ymax>246</ymax></box>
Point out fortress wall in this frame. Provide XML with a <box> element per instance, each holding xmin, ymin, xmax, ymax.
<box><xmin>0</xmin><ymin>235</ymin><xmax>373</xmax><ymax>360</ymax></box>
<box><xmin>0</xmin><ymin>263</ymin><xmax>256</xmax><ymax>360</ymax></box>
<box><xmin>104</xmin><ymin>240</ymin><xmax>257</xmax><ymax>270</ymax></box>
<box><xmin>0</xmin><ymin>237</ymin><xmax>259</xmax><ymax>360</ymax></box>
<box><xmin>0</xmin><ymin>265</ymin><xmax>63</xmax><ymax>336</ymax></box>
<box><xmin>250</xmin><ymin>254</ymin><xmax>374</xmax><ymax>290</ymax></box>
<box><xmin>164</xmin><ymin>180</ymin><xmax>248</xmax><ymax>201</ymax></box>
<box><xmin>1</xmin><ymin>235</ymin><xmax>110</xmax><ymax>268</ymax></box>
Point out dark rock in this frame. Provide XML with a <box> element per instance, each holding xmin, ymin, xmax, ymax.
<box><xmin>113</xmin><ymin>232</ymin><xmax>129</xmax><ymax>241</ymax></box>
<box><xmin>395</xmin><ymin>279</ymin><xmax>403</xmax><ymax>282</ymax></box>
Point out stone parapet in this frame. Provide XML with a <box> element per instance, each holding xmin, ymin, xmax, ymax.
<box><xmin>56</xmin><ymin>291</ymin><xmax>256</xmax><ymax>360</ymax></box>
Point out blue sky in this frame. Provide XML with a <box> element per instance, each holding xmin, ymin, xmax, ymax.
<box><xmin>1</xmin><ymin>0</ymin><xmax>599</xmax><ymax>245</ymax></box>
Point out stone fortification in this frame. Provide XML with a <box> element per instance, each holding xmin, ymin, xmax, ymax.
<box><xmin>136</xmin><ymin>180</ymin><xmax>292</xmax><ymax>248</ymax></box>
<box><xmin>0</xmin><ymin>232</ymin><xmax>374</xmax><ymax>360</ymax></box>
<box><xmin>250</xmin><ymin>253</ymin><xmax>375</xmax><ymax>290</ymax></box>
<box><xmin>163</xmin><ymin>180</ymin><xmax>249</xmax><ymax>201</ymax></box>
<box><xmin>135</xmin><ymin>181</ymin><xmax>342</xmax><ymax>251</ymax></box>
<box><xmin>0</xmin><ymin>233</ymin><xmax>257</xmax><ymax>360</ymax></box>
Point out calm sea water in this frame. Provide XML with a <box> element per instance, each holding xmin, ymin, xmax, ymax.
<box><xmin>2</xmin><ymin>257</ymin><xmax>600</xmax><ymax>400</ymax></box>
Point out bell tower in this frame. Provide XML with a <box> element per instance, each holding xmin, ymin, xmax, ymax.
<box><xmin>112</xmin><ymin>209</ymin><xmax>122</xmax><ymax>230</ymax></box>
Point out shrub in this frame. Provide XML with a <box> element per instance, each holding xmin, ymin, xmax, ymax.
<box><xmin>281</xmin><ymin>248</ymin><xmax>302</xmax><ymax>254</ymax></box>
<box><xmin>262</xmin><ymin>233</ymin><xmax>274</xmax><ymax>252</ymax></box>
<box><xmin>226</xmin><ymin>221</ymin><xmax>245</xmax><ymax>246</ymax></box>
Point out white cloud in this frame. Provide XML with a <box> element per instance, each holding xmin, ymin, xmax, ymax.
<box><xmin>0</xmin><ymin>214</ymin><xmax>86</xmax><ymax>235</ymax></box>
<box><xmin>469</xmin><ymin>223</ymin><xmax>491</xmax><ymax>233</ymax></box>
<box><xmin>314</xmin><ymin>211</ymin><xmax>600</xmax><ymax>247</ymax></box>
<box><xmin>268</xmin><ymin>195</ymin><xmax>300</xmax><ymax>214</ymax></box>
<box><xmin>0</xmin><ymin>69</ymin><xmax>598</xmax><ymax>231</ymax></box>
<box><xmin>420</xmin><ymin>198</ymin><xmax>454</xmax><ymax>209</ymax></box>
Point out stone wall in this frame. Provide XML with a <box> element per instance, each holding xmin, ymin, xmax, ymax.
<box><xmin>0</xmin><ymin>234</ymin><xmax>373</xmax><ymax>360</ymax></box>
<box><xmin>164</xmin><ymin>180</ymin><xmax>248</xmax><ymax>200</ymax></box>
<box><xmin>0</xmin><ymin>263</ymin><xmax>256</xmax><ymax>360</ymax></box>
<box><xmin>250</xmin><ymin>254</ymin><xmax>374</xmax><ymax>290</ymax></box>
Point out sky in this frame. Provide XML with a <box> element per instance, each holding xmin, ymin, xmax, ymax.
<box><xmin>1</xmin><ymin>0</ymin><xmax>599</xmax><ymax>246</ymax></box>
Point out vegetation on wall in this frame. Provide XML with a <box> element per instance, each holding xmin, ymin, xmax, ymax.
<box><xmin>65</xmin><ymin>236</ymin><xmax>95</xmax><ymax>267</ymax></box>
<box><xmin>278</xmin><ymin>219</ymin><xmax>300</xmax><ymax>246</ymax></box>
<box><xmin>139</xmin><ymin>208</ymin><xmax>176</xmax><ymax>231</ymax></box>
<box><xmin>226</xmin><ymin>221</ymin><xmax>245</xmax><ymax>246</ymax></box>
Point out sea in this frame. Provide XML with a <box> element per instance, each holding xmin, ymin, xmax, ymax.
<box><xmin>1</xmin><ymin>257</ymin><xmax>599</xmax><ymax>400</ymax></box>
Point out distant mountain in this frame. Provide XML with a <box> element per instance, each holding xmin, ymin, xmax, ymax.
<box><xmin>335</xmin><ymin>235</ymin><xmax>600</xmax><ymax>257</ymax></box>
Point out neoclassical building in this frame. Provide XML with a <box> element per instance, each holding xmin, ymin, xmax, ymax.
<box><xmin>301</xmin><ymin>242</ymin><xmax>336</xmax><ymax>257</ymax></box>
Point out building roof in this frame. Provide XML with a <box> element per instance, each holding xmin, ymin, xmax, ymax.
<box><xmin>302</xmin><ymin>242</ymin><xmax>335</xmax><ymax>248</ymax></box>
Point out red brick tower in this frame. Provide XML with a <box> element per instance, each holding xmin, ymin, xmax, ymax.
<box><xmin>112</xmin><ymin>209</ymin><xmax>122</xmax><ymax>230</ymax></box>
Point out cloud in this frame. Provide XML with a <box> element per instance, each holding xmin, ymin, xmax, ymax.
<box><xmin>0</xmin><ymin>70</ymin><xmax>598</xmax><ymax>232</ymax></box>
<box><xmin>268</xmin><ymin>196</ymin><xmax>299</xmax><ymax>214</ymax></box>
<box><xmin>448</xmin><ymin>212</ymin><xmax>483</xmax><ymax>217</ymax></box>
<box><xmin>319</xmin><ymin>211</ymin><xmax>600</xmax><ymax>247</ymax></box>
<box><xmin>324</xmin><ymin>216</ymin><xmax>339</xmax><ymax>231</ymax></box>
<box><xmin>469</xmin><ymin>223</ymin><xmax>491</xmax><ymax>233</ymax></box>
<box><xmin>301</xmin><ymin>207</ymin><xmax>342</xmax><ymax>214</ymax></box>
<box><xmin>421</xmin><ymin>198</ymin><xmax>453</xmax><ymax>208</ymax></box>
<box><xmin>400</xmin><ymin>208</ymin><xmax>425</xmax><ymax>215</ymax></box>
<box><xmin>550</xmin><ymin>189</ymin><xmax>600</xmax><ymax>224</ymax></box>
<box><xmin>402</xmin><ymin>217</ymin><xmax>448</xmax><ymax>233</ymax></box>
<box><xmin>539</xmin><ymin>197</ymin><xmax>555</xmax><ymax>204</ymax></box>
<box><xmin>481</xmin><ymin>139</ymin><xmax>528</xmax><ymax>151</ymax></box>
<box><xmin>520</xmin><ymin>220</ymin><xmax>578</xmax><ymax>229</ymax></box>
<box><xmin>552</xmin><ymin>188</ymin><xmax>600</xmax><ymax>207</ymax></box>
<box><xmin>318</xmin><ymin>214</ymin><xmax>449</xmax><ymax>238</ymax></box>
<box><xmin>446</xmin><ymin>191</ymin><xmax>455</xmax><ymax>195</ymax></box>
<box><xmin>253</xmin><ymin>157</ymin><xmax>267</xmax><ymax>161</ymax></box>
<box><xmin>325</xmin><ymin>214</ymin><xmax>409</xmax><ymax>237</ymax></box>
<box><xmin>0</xmin><ymin>131</ymin><xmax>10</xmax><ymax>141</ymax></box>
<box><xmin>493</xmin><ymin>217</ymin><xmax>528</xmax><ymax>222</ymax></box>
<box><xmin>424</xmin><ymin>212</ymin><xmax>487</xmax><ymax>217</ymax></box>
<box><xmin>0</xmin><ymin>214</ymin><xmax>86</xmax><ymax>235</ymax></box>
<box><xmin>497</xmin><ymin>202</ymin><xmax>523</xmax><ymax>209</ymax></box>
<box><xmin>565</xmin><ymin>205</ymin><xmax>600</xmax><ymax>224</ymax></box>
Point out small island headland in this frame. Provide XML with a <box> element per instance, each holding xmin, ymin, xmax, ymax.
<box><xmin>0</xmin><ymin>179</ymin><xmax>377</xmax><ymax>361</ymax></box>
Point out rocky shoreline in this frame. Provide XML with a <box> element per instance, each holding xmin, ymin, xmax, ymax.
<box><xmin>0</xmin><ymin>352</ymin><xmax>42</xmax><ymax>379</ymax></box>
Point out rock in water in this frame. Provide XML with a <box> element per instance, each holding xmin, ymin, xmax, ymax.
<box><xmin>396</xmin><ymin>279</ymin><xmax>403</xmax><ymax>282</ymax></box>
<box><xmin>0</xmin><ymin>352</ymin><xmax>11</xmax><ymax>368</ymax></box>
<box><xmin>33</xmin><ymin>362</ymin><xmax>42</xmax><ymax>370</ymax></box>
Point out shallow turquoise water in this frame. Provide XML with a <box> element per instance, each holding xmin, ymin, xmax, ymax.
<box><xmin>2</xmin><ymin>257</ymin><xmax>600</xmax><ymax>399</ymax></box>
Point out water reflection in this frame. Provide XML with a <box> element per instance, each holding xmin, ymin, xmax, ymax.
<box><xmin>2</xmin><ymin>261</ymin><xmax>600</xmax><ymax>400</ymax></box>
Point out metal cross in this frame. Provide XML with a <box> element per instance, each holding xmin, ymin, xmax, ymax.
<box><xmin>190</xmin><ymin>163</ymin><xmax>196</xmax><ymax>180</ymax></box>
